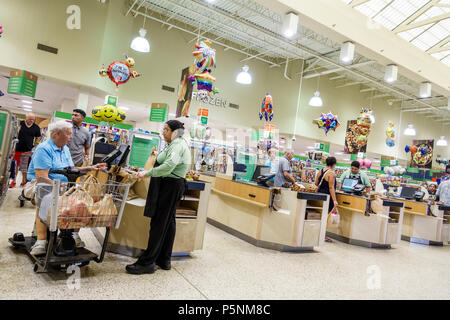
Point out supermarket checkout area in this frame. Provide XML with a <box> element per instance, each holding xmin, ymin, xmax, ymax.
<box><xmin>200</xmin><ymin>169</ymin><xmax>330</xmax><ymax>252</ymax></box>
<box><xmin>326</xmin><ymin>180</ymin><xmax>449</xmax><ymax>247</ymax></box>
<box><xmin>384</xmin><ymin>185</ymin><xmax>449</xmax><ymax>246</ymax></box>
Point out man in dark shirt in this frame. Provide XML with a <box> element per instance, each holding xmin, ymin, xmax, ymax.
<box><xmin>11</xmin><ymin>113</ymin><xmax>41</xmax><ymax>188</ymax></box>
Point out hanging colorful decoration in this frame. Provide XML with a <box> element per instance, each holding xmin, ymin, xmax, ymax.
<box><xmin>385</xmin><ymin>121</ymin><xmax>395</xmax><ymax>147</ymax></box>
<box><xmin>314</xmin><ymin>111</ymin><xmax>340</xmax><ymax>135</ymax></box>
<box><xmin>405</xmin><ymin>141</ymin><xmax>434</xmax><ymax>168</ymax></box>
<box><xmin>91</xmin><ymin>105</ymin><xmax>126</xmax><ymax>124</ymax></box>
<box><xmin>0</xmin><ymin>90</ymin><xmax>4</xmax><ymax>97</ymax></box>
<box><xmin>384</xmin><ymin>166</ymin><xmax>406</xmax><ymax>175</ymax></box>
<box><xmin>188</xmin><ymin>40</ymin><xmax>219</xmax><ymax>95</ymax></box>
<box><xmin>0</xmin><ymin>24</ymin><xmax>3</xmax><ymax>38</ymax></box>
<box><xmin>436</xmin><ymin>158</ymin><xmax>449</xmax><ymax>166</ymax></box>
<box><xmin>99</xmin><ymin>54</ymin><xmax>142</xmax><ymax>89</ymax></box>
<box><xmin>259</xmin><ymin>93</ymin><xmax>274</xmax><ymax>121</ymax></box>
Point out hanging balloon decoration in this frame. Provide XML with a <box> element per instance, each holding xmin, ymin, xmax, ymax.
<box><xmin>405</xmin><ymin>143</ymin><xmax>433</xmax><ymax>167</ymax></box>
<box><xmin>99</xmin><ymin>54</ymin><xmax>142</xmax><ymax>90</ymax></box>
<box><xmin>0</xmin><ymin>90</ymin><xmax>4</xmax><ymax>97</ymax></box>
<box><xmin>0</xmin><ymin>24</ymin><xmax>3</xmax><ymax>38</ymax></box>
<box><xmin>91</xmin><ymin>105</ymin><xmax>126</xmax><ymax>124</ymax></box>
<box><xmin>358</xmin><ymin>158</ymin><xmax>372</xmax><ymax>169</ymax></box>
<box><xmin>259</xmin><ymin>93</ymin><xmax>274</xmax><ymax>121</ymax></box>
<box><xmin>314</xmin><ymin>111</ymin><xmax>340</xmax><ymax>135</ymax></box>
<box><xmin>385</xmin><ymin>121</ymin><xmax>395</xmax><ymax>147</ymax></box>
<box><xmin>436</xmin><ymin>158</ymin><xmax>449</xmax><ymax>166</ymax></box>
<box><xmin>188</xmin><ymin>40</ymin><xmax>218</xmax><ymax>95</ymax></box>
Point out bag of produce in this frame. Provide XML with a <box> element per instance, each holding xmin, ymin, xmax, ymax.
<box><xmin>56</xmin><ymin>187</ymin><xmax>94</xmax><ymax>229</ymax></box>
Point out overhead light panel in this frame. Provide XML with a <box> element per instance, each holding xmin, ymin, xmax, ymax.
<box><xmin>384</xmin><ymin>64</ymin><xmax>398</xmax><ymax>83</ymax></box>
<box><xmin>419</xmin><ymin>82</ymin><xmax>431</xmax><ymax>98</ymax></box>
<box><xmin>436</xmin><ymin>136</ymin><xmax>448</xmax><ymax>147</ymax></box>
<box><xmin>403</xmin><ymin>124</ymin><xmax>416</xmax><ymax>136</ymax></box>
<box><xmin>282</xmin><ymin>12</ymin><xmax>299</xmax><ymax>38</ymax></box>
<box><xmin>236</xmin><ymin>65</ymin><xmax>252</xmax><ymax>85</ymax></box>
<box><xmin>131</xmin><ymin>28</ymin><xmax>150</xmax><ymax>53</ymax></box>
<box><xmin>22</xmin><ymin>100</ymin><xmax>32</xmax><ymax>104</ymax></box>
<box><xmin>340</xmin><ymin>41</ymin><xmax>355</xmax><ymax>64</ymax></box>
<box><xmin>309</xmin><ymin>91</ymin><xmax>323</xmax><ymax>107</ymax></box>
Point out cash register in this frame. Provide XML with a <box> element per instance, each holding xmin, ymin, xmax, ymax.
<box><xmin>252</xmin><ymin>165</ymin><xmax>275</xmax><ymax>187</ymax></box>
<box><xmin>341</xmin><ymin>178</ymin><xmax>365</xmax><ymax>195</ymax></box>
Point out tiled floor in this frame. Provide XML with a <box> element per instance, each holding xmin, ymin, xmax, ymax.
<box><xmin>0</xmin><ymin>187</ymin><xmax>449</xmax><ymax>299</ymax></box>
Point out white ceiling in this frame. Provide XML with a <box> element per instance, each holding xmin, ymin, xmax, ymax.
<box><xmin>341</xmin><ymin>0</ymin><xmax>450</xmax><ymax>67</ymax></box>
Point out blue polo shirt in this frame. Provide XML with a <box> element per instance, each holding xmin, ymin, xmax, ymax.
<box><xmin>27</xmin><ymin>139</ymin><xmax>74</xmax><ymax>182</ymax></box>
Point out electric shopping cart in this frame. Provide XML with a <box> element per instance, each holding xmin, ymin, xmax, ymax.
<box><xmin>9</xmin><ymin>167</ymin><xmax>129</xmax><ymax>273</ymax></box>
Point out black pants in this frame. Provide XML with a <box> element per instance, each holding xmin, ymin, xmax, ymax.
<box><xmin>137</xmin><ymin>177</ymin><xmax>185</xmax><ymax>266</ymax></box>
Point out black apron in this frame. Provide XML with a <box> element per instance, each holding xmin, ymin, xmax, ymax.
<box><xmin>143</xmin><ymin>161</ymin><xmax>187</xmax><ymax>218</ymax></box>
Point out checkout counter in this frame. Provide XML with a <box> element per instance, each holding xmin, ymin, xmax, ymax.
<box><xmin>327</xmin><ymin>192</ymin><xmax>404</xmax><ymax>248</ymax></box>
<box><xmin>203</xmin><ymin>174</ymin><xmax>330</xmax><ymax>252</ymax></box>
<box><xmin>106</xmin><ymin>178</ymin><xmax>211</xmax><ymax>257</ymax></box>
<box><xmin>393</xmin><ymin>198</ymin><xmax>449</xmax><ymax>246</ymax></box>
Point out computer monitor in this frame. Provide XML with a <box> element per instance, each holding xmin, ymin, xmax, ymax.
<box><xmin>342</xmin><ymin>178</ymin><xmax>358</xmax><ymax>192</ymax></box>
<box><xmin>252</xmin><ymin>165</ymin><xmax>271</xmax><ymax>181</ymax></box>
<box><xmin>111</xmin><ymin>144</ymin><xmax>130</xmax><ymax>167</ymax></box>
<box><xmin>400</xmin><ymin>186</ymin><xmax>417</xmax><ymax>200</ymax></box>
<box><xmin>383</xmin><ymin>183</ymin><xmax>390</xmax><ymax>190</ymax></box>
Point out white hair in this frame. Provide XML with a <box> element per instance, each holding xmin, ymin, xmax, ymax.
<box><xmin>49</xmin><ymin>120</ymin><xmax>72</xmax><ymax>133</ymax></box>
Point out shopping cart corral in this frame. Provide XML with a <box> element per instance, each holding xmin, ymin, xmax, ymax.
<box><xmin>9</xmin><ymin>167</ymin><xmax>129</xmax><ymax>273</ymax></box>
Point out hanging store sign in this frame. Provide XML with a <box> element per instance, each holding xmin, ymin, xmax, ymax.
<box><xmin>149</xmin><ymin>103</ymin><xmax>168</xmax><ymax>122</ymax></box>
<box><xmin>191</xmin><ymin>91</ymin><xmax>228</xmax><ymax>108</ymax></box>
<box><xmin>7</xmin><ymin>70</ymin><xmax>38</xmax><ymax>98</ymax></box>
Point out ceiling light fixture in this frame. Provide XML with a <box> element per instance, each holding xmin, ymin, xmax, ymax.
<box><xmin>309</xmin><ymin>76</ymin><xmax>323</xmax><ymax>107</ymax></box>
<box><xmin>384</xmin><ymin>64</ymin><xmax>398</xmax><ymax>83</ymax></box>
<box><xmin>282</xmin><ymin>12</ymin><xmax>299</xmax><ymax>39</ymax></box>
<box><xmin>340</xmin><ymin>41</ymin><xmax>355</xmax><ymax>65</ymax></box>
<box><xmin>22</xmin><ymin>100</ymin><xmax>32</xmax><ymax>104</ymax></box>
<box><xmin>130</xmin><ymin>8</ymin><xmax>150</xmax><ymax>53</ymax></box>
<box><xmin>236</xmin><ymin>65</ymin><xmax>252</xmax><ymax>85</ymax></box>
<box><xmin>436</xmin><ymin>136</ymin><xmax>448</xmax><ymax>147</ymax></box>
<box><xmin>403</xmin><ymin>124</ymin><xmax>416</xmax><ymax>136</ymax></box>
<box><xmin>118</xmin><ymin>106</ymin><xmax>130</xmax><ymax>111</ymax></box>
<box><xmin>419</xmin><ymin>82</ymin><xmax>431</xmax><ymax>98</ymax></box>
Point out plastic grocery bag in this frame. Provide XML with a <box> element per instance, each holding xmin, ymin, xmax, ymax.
<box><xmin>371</xmin><ymin>195</ymin><xmax>384</xmax><ymax>214</ymax></box>
<box><xmin>327</xmin><ymin>207</ymin><xmax>340</xmax><ymax>225</ymax></box>
<box><xmin>56</xmin><ymin>187</ymin><xmax>94</xmax><ymax>229</ymax></box>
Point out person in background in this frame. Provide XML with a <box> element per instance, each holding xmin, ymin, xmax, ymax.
<box><xmin>428</xmin><ymin>183</ymin><xmax>437</xmax><ymax>196</ymax></box>
<box><xmin>337</xmin><ymin>161</ymin><xmax>372</xmax><ymax>193</ymax></box>
<box><xmin>436</xmin><ymin>175</ymin><xmax>450</xmax><ymax>206</ymax></box>
<box><xmin>315</xmin><ymin>156</ymin><xmax>338</xmax><ymax>243</ymax></box>
<box><xmin>66</xmin><ymin>109</ymin><xmax>91</xmax><ymax>167</ymax></box>
<box><xmin>126</xmin><ymin>120</ymin><xmax>190</xmax><ymax>275</ymax></box>
<box><xmin>265</xmin><ymin>148</ymin><xmax>279</xmax><ymax>174</ymax></box>
<box><xmin>27</xmin><ymin>121</ymin><xmax>106</xmax><ymax>255</ymax></box>
<box><xmin>274</xmin><ymin>149</ymin><xmax>296</xmax><ymax>187</ymax></box>
<box><xmin>10</xmin><ymin>112</ymin><xmax>41</xmax><ymax>188</ymax></box>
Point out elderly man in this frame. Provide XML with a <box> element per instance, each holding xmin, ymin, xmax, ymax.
<box><xmin>66</xmin><ymin>109</ymin><xmax>91</xmax><ymax>166</ymax></box>
<box><xmin>274</xmin><ymin>149</ymin><xmax>296</xmax><ymax>187</ymax></box>
<box><xmin>10</xmin><ymin>112</ymin><xmax>41</xmax><ymax>188</ymax></box>
<box><xmin>27</xmin><ymin>120</ymin><xmax>106</xmax><ymax>255</ymax></box>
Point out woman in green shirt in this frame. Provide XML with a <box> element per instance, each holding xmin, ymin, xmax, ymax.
<box><xmin>126</xmin><ymin>120</ymin><xmax>190</xmax><ymax>275</ymax></box>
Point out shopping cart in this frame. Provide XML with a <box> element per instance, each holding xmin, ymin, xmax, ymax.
<box><xmin>9</xmin><ymin>167</ymin><xmax>129</xmax><ymax>273</ymax></box>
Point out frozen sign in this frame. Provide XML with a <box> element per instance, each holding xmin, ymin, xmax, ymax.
<box><xmin>191</xmin><ymin>92</ymin><xmax>228</xmax><ymax>108</ymax></box>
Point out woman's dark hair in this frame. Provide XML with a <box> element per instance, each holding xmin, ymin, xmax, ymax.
<box><xmin>351</xmin><ymin>160</ymin><xmax>360</xmax><ymax>168</ymax></box>
<box><xmin>326</xmin><ymin>157</ymin><xmax>337</xmax><ymax>167</ymax></box>
<box><xmin>166</xmin><ymin>120</ymin><xmax>185</xmax><ymax>131</ymax></box>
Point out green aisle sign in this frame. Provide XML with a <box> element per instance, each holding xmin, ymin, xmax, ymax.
<box><xmin>200</xmin><ymin>116</ymin><xmax>208</xmax><ymax>125</ymax></box>
<box><xmin>106</xmin><ymin>95</ymin><xmax>118</xmax><ymax>106</ymax></box>
<box><xmin>0</xmin><ymin>112</ymin><xmax>7</xmax><ymax>150</ymax></box>
<box><xmin>129</xmin><ymin>135</ymin><xmax>160</xmax><ymax>168</ymax></box>
<box><xmin>150</xmin><ymin>103</ymin><xmax>168</xmax><ymax>122</ymax></box>
<box><xmin>314</xmin><ymin>142</ymin><xmax>330</xmax><ymax>153</ymax></box>
<box><xmin>7</xmin><ymin>70</ymin><xmax>38</xmax><ymax>98</ymax></box>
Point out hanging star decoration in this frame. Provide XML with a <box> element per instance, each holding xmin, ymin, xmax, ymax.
<box><xmin>315</xmin><ymin>111</ymin><xmax>340</xmax><ymax>135</ymax></box>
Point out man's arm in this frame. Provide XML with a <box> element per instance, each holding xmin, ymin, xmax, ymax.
<box><xmin>337</xmin><ymin>171</ymin><xmax>348</xmax><ymax>190</ymax></box>
<box><xmin>362</xmin><ymin>172</ymin><xmax>372</xmax><ymax>192</ymax></box>
<box><xmin>283</xmin><ymin>170</ymin><xmax>296</xmax><ymax>184</ymax></box>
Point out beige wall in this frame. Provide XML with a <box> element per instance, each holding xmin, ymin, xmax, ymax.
<box><xmin>0</xmin><ymin>0</ymin><xmax>448</xmax><ymax>164</ymax></box>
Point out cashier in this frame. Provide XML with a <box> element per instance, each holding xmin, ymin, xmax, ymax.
<box><xmin>274</xmin><ymin>150</ymin><xmax>296</xmax><ymax>187</ymax></box>
<box><xmin>126</xmin><ymin>120</ymin><xmax>190</xmax><ymax>275</ymax></box>
<box><xmin>338</xmin><ymin>161</ymin><xmax>371</xmax><ymax>193</ymax></box>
